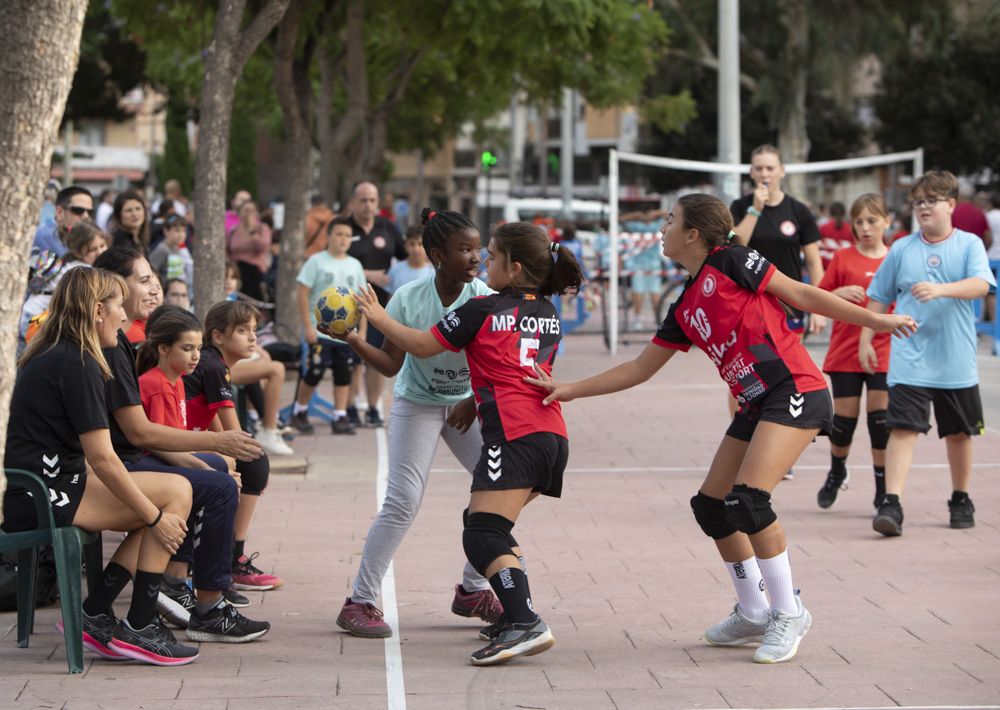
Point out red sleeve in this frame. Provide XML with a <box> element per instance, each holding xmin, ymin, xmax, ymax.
<box><xmin>142</xmin><ymin>392</ymin><xmax>172</xmax><ymax>427</ymax></box>
<box><xmin>818</xmin><ymin>251</ymin><xmax>841</xmax><ymax>291</ymax></box>
<box><xmin>431</xmin><ymin>325</ymin><xmax>460</xmax><ymax>352</ymax></box>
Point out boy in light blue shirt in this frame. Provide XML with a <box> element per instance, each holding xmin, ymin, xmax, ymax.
<box><xmin>293</xmin><ymin>216</ymin><xmax>367</xmax><ymax>434</ymax></box>
<box><xmin>861</xmin><ymin>170</ymin><xmax>996</xmax><ymax>536</ymax></box>
<box><xmin>387</xmin><ymin>225</ymin><xmax>435</xmax><ymax>294</ymax></box>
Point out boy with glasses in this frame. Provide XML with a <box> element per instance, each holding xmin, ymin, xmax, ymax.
<box><xmin>859</xmin><ymin>170</ymin><xmax>996</xmax><ymax>536</ymax></box>
<box><xmin>32</xmin><ymin>185</ymin><xmax>94</xmax><ymax>258</ymax></box>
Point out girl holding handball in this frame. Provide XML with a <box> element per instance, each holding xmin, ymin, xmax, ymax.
<box><xmin>332</xmin><ymin>208</ymin><xmax>502</xmax><ymax>639</ymax></box>
<box><xmin>527</xmin><ymin>194</ymin><xmax>916</xmax><ymax>664</ymax></box>
<box><xmin>354</xmin><ymin>221</ymin><xmax>585</xmax><ymax>666</ymax></box>
<box><xmin>815</xmin><ymin>194</ymin><xmax>893</xmax><ymax>511</ymax></box>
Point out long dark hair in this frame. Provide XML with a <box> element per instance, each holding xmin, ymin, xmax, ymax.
<box><xmin>491</xmin><ymin>222</ymin><xmax>584</xmax><ymax>296</ymax></box>
<box><xmin>112</xmin><ymin>189</ymin><xmax>150</xmax><ymax>251</ymax></box>
<box><xmin>203</xmin><ymin>300</ymin><xmax>260</xmax><ymax>348</ymax></box>
<box><xmin>136</xmin><ymin>305</ymin><xmax>204</xmax><ymax>375</ymax></box>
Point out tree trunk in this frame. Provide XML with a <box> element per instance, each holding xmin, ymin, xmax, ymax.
<box><xmin>777</xmin><ymin>0</ymin><xmax>810</xmax><ymax>197</ymax></box>
<box><xmin>273</xmin><ymin>0</ymin><xmax>315</xmax><ymax>338</ymax></box>
<box><xmin>0</xmin><ymin>0</ymin><xmax>88</xmax><ymax>518</ymax></box>
<box><xmin>192</xmin><ymin>0</ymin><xmax>290</xmax><ymax>321</ymax></box>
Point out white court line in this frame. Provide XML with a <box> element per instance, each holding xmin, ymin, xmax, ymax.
<box><xmin>432</xmin><ymin>463</ymin><xmax>999</xmax><ymax>475</ymax></box>
<box><xmin>376</xmin><ymin>429</ymin><xmax>406</xmax><ymax>710</ymax></box>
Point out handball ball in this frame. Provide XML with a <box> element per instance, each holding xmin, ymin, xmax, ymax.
<box><xmin>314</xmin><ymin>286</ymin><xmax>361</xmax><ymax>335</ymax></box>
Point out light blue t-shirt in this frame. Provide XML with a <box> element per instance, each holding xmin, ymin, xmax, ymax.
<box><xmin>387</xmin><ymin>260</ymin><xmax>435</xmax><ymax>294</ymax></box>
<box><xmin>296</xmin><ymin>251</ymin><xmax>366</xmax><ymax>344</ymax></box>
<box><xmin>386</xmin><ymin>276</ymin><xmax>493</xmax><ymax>405</ymax></box>
<box><xmin>867</xmin><ymin>229</ymin><xmax>996</xmax><ymax>388</ymax></box>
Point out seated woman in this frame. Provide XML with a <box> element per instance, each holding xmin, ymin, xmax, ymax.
<box><xmin>2</xmin><ymin>267</ymin><xmax>199</xmax><ymax>666</ymax></box>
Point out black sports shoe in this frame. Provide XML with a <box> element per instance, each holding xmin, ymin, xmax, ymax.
<box><xmin>478</xmin><ymin>620</ymin><xmax>505</xmax><ymax>642</ymax></box>
<box><xmin>290</xmin><ymin>410</ymin><xmax>315</xmax><ymax>434</ymax></box>
<box><xmin>108</xmin><ymin>618</ymin><xmax>200</xmax><ymax>666</ymax></box>
<box><xmin>223</xmin><ymin>588</ymin><xmax>250</xmax><ymax>608</ymax></box>
<box><xmin>469</xmin><ymin>618</ymin><xmax>555</xmax><ymax>666</ymax></box>
<box><xmin>186</xmin><ymin>600</ymin><xmax>270</xmax><ymax>643</ymax></box>
<box><xmin>817</xmin><ymin>467</ymin><xmax>849</xmax><ymax>509</ymax></box>
<box><xmin>56</xmin><ymin>609</ymin><xmax>129</xmax><ymax>661</ymax></box>
<box><xmin>157</xmin><ymin>577</ymin><xmax>196</xmax><ymax>628</ymax></box>
<box><xmin>873</xmin><ymin>495</ymin><xmax>904</xmax><ymax>537</ymax></box>
<box><xmin>331</xmin><ymin>416</ymin><xmax>357</xmax><ymax>435</ymax></box>
<box><xmin>346</xmin><ymin>405</ymin><xmax>362</xmax><ymax>427</ymax></box>
<box><xmin>948</xmin><ymin>495</ymin><xmax>975</xmax><ymax>529</ymax></box>
<box><xmin>365</xmin><ymin>407</ymin><xmax>384</xmax><ymax>428</ymax></box>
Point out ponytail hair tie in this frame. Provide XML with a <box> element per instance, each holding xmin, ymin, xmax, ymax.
<box><xmin>726</xmin><ymin>230</ymin><xmax>737</xmax><ymax>243</ymax></box>
<box><xmin>428</xmin><ymin>210</ymin><xmax>437</xmax><ymax>221</ymax></box>
<box><xmin>550</xmin><ymin>241</ymin><xmax>560</xmax><ymax>253</ymax></box>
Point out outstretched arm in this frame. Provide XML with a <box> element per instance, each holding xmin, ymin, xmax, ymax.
<box><xmin>525</xmin><ymin>343</ymin><xmax>676</xmax><ymax>405</ymax></box>
<box><xmin>354</xmin><ymin>284</ymin><xmax>446</xmax><ymax>358</ymax></box>
<box><xmin>765</xmin><ymin>269</ymin><xmax>917</xmax><ymax>337</ymax></box>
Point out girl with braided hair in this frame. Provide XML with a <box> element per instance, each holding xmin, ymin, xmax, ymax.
<box><xmin>334</xmin><ymin>208</ymin><xmax>503</xmax><ymax>639</ymax></box>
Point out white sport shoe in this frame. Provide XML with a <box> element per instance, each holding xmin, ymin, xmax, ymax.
<box><xmin>705</xmin><ymin>603</ymin><xmax>768</xmax><ymax>646</ymax></box>
<box><xmin>256</xmin><ymin>428</ymin><xmax>294</xmax><ymax>456</ymax></box>
<box><xmin>753</xmin><ymin>597</ymin><xmax>812</xmax><ymax>663</ymax></box>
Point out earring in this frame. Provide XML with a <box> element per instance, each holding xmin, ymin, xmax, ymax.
<box><xmin>97</xmin><ymin>318</ymin><xmax>103</xmax><ymax>323</ymax></box>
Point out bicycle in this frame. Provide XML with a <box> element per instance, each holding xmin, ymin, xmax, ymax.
<box><xmin>592</xmin><ymin>262</ymin><xmax>688</xmax><ymax>351</ymax></box>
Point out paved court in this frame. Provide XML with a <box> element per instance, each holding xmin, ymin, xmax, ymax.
<box><xmin>2</xmin><ymin>333</ymin><xmax>999</xmax><ymax>709</ymax></box>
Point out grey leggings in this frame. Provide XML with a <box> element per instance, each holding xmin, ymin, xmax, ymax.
<box><xmin>351</xmin><ymin>397</ymin><xmax>488</xmax><ymax>604</ymax></box>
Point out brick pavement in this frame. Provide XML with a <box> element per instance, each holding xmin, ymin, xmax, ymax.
<box><xmin>2</xmin><ymin>333</ymin><xmax>999</xmax><ymax>709</ymax></box>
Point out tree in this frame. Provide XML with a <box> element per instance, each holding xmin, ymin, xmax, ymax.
<box><xmin>0</xmin><ymin>0</ymin><xmax>88</xmax><ymax>519</ymax></box>
<box><xmin>191</xmin><ymin>0</ymin><xmax>290</xmax><ymax>319</ymax></box>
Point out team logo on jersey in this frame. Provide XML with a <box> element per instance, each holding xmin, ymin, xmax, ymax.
<box><xmin>927</xmin><ymin>254</ymin><xmax>942</xmax><ymax>268</ymax></box>
<box><xmin>690</xmin><ymin>307</ymin><xmax>712</xmax><ymax>341</ymax></box>
<box><xmin>441</xmin><ymin>310</ymin><xmax>460</xmax><ymax>332</ymax></box>
<box><xmin>702</xmin><ymin>274</ymin><xmax>717</xmax><ymax>296</ymax></box>
<box><xmin>780</xmin><ymin>220</ymin><xmax>797</xmax><ymax>237</ymax></box>
<box><xmin>789</xmin><ymin>393</ymin><xmax>804</xmax><ymax>418</ymax></box>
<box><xmin>373</xmin><ymin>236</ymin><xmax>386</xmax><ymax>249</ymax></box>
<box><xmin>41</xmin><ymin>453</ymin><xmax>60</xmax><ymax>478</ymax></box>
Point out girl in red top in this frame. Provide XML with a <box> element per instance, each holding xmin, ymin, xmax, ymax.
<box><xmin>529</xmin><ymin>194</ymin><xmax>916</xmax><ymax>664</ymax></box>
<box><xmin>137</xmin><ymin>306</ymin><xmax>203</xmax><ymax>439</ymax></box>
<box><xmin>355</xmin><ymin>222</ymin><xmax>584</xmax><ymax>666</ymax></box>
<box><xmin>816</xmin><ymin>194</ymin><xmax>893</xmax><ymax>511</ymax></box>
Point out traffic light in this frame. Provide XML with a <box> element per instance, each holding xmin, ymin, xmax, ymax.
<box><xmin>480</xmin><ymin>150</ymin><xmax>497</xmax><ymax>172</ymax></box>
<box><xmin>546</xmin><ymin>152</ymin><xmax>559</xmax><ymax>172</ymax></box>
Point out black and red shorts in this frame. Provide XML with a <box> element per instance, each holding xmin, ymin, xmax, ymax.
<box><xmin>727</xmin><ymin>380</ymin><xmax>832</xmax><ymax>442</ymax></box>
<box><xmin>471</xmin><ymin>432</ymin><xmax>568</xmax><ymax>498</ymax></box>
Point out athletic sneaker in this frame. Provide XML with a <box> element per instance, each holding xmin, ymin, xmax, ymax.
<box><xmin>365</xmin><ymin>407</ymin><xmax>384</xmax><ymax>428</ymax></box>
<box><xmin>469</xmin><ymin>618</ymin><xmax>555</xmax><ymax>666</ymax></box>
<box><xmin>478</xmin><ymin>620</ymin><xmax>505</xmax><ymax>642</ymax></box>
<box><xmin>336</xmin><ymin>597</ymin><xmax>392</xmax><ymax>638</ymax></box>
<box><xmin>186</xmin><ymin>600</ymin><xmax>270</xmax><ymax>643</ymax></box>
<box><xmin>817</xmin><ymin>468</ymin><xmax>849</xmax><ymax>509</ymax></box>
<box><xmin>704</xmin><ymin>603</ymin><xmax>768</xmax><ymax>646</ymax></box>
<box><xmin>108</xmin><ymin>618</ymin><xmax>199</xmax><ymax>666</ymax></box>
<box><xmin>290</xmin><ymin>411</ymin><xmax>315</xmax><ymax>435</ymax></box>
<box><xmin>948</xmin><ymin>495</ymin><xmax>976</xmax><ymax>529</ymax></box>
<box><xmin>223</xmin><ymin>588</ymin><xmax>251</xmax><ymax>608</ymax></box>
<box><xmin>232</xmin><ymin>553</ymin><xmax>283</xmax><ymax>590</ymax></box>
<box><xmin>873</xmin><ymin>496</ymin><xmax>904</xmax><ymax>537</ymax></box>
<box><xmin>331</xmin><ymin>416</ymin><xmax>356</xmax><ymax>435</ymax></box>
<box><xmin>346</xmin><ymin>405</ymin><xmax>362</xmax><ymax>428</ymax></box>
<box><xmin>157</xmin><ymin>577</ymin><xmax>196</xmax><ymax>628</ymax></box>
<box><xmin>753</xmin><ymin>598</ymin><xmax>812</xmax><ymax>664</ymax></box>
<box><xmin>783</xmin><ymin>469</ymin><xmax>795</xmax><ymax>480</ymax></box>
<box><xmin>256</xmin><ymin>428</ymin><xmax>294</xmax><ymax>456</ymax></box>
<box><xmin>451</xmin><ymin>584</ymin><xmax>504</xmax><ymax>623</ymax></box>
<box><xmin>56</xmin><ymin>609</ymin><xmax>129</xmax><ymax>661</ymax></box>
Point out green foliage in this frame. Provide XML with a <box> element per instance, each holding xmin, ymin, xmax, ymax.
<box><xmin>157</xmin><ymin>95</ymin><xmax>194</xmax><ymax>194</ymax></box>
<box><xmin>227</xmin><ymin>93</ymin><xmax>258</xmax><ymax>202</ymax></box>
<box><xmin>641</xmin><ymin>91</ymin><xmax>697</xmax><ymax>135</ymax></box>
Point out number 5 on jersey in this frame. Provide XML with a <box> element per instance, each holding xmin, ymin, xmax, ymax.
<box><xmin>520</xmin><ymin>337</ymin><xmax>540</xmax><ymax>368</ymax></box>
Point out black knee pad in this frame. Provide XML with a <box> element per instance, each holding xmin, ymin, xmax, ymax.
<box><xmin>690</xmin><ymin>492</ymin><xmax>737</xmax><ymax>539</ymax></box>
<box><xmin>867</xmin><ymin>410</ymin><xmax>888</xmax><ymax>450</ymax></box>
<box><xmin>464</xmin><ymin>507</ymin><xmax>517</xmax><ymax>548</ymax></box>
<box><xmin>236</xmin><ymin>453</ymin><xmax>270</xmax><ymax>496</ymax></box>
<box><xmin>462</xmin><ymin>512</ymin><xmax>514</xmax><ymax>576</ymax></box>
<box><xmin>724</xmin><ymin>484</ymin><xmax>777</xmax><ymax>535</ymax></box>
<box><xmin>828</xmin><ymin>414</ymin><xmax>858</xmax><ymax>448</ymax></box>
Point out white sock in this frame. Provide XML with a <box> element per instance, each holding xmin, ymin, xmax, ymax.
<box><xmin>293</xmin><ymin>402</ymin><xmax>308</xmax><ymax>415</ymax></box>
<box><xmin>756</xmin><ymin>550</ymin><xmax>798</xmax><ymax>615</ymax></box>
<box><xmin>725</xmin><ymin>557</ymin><xmax>769</xmax><ymax>621</ymax></box>
<box><xmin>333</xmin><ymin>409</ymin><xmax>346</xmax><ymax>419</ymax></box>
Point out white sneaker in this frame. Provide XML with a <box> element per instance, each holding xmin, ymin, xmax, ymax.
<box><xmin>753</xmin><ymin>597</ymin><xmax>812</xmax><ymax>663</ymax></box>
<box><xmin>705</xmin><ymin>603</ymin><xmax>768</xmax><ymax>646</ymax></box>
<box><xmin>256</xmin><ymin>428</ymin><xmax>294</xmax><ymax>456</ymax></box>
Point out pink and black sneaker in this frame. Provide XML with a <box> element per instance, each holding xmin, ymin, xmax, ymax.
<box><xmin>232</xmin><ymin>552</ymin><xmax>284</xmax><ymax>591</ymax></box>
<box><xmin>107</xmin><ymin>617</ymin><xmax>200</xmax><ymax>666</ymax></box>
<box><xmin>55</xmin><ymin>609</ymin><xmax>129</xmax><ymax>661</ymax></box>
<box><xmin>451</xmin><ymin>584</ymin><xmax>504</xmax><ymax>623</ymax></box>
<box><xmin>336</xmin><ymin>597</ymin><xmax>392</xmax><ymax>638</ymax></box>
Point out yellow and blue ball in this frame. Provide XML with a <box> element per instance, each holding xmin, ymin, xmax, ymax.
<box><xmin>314</xmin><ymin>286</ymin><xmax>361</xmax><ymax>335</ymax></box>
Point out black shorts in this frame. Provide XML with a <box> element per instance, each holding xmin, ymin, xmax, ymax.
<box><xmin>827</xmin><ymin>371</ymin><xmax>888</xmax><ymax>399</ymax></box>
<box><xmin>1</xmin><ymin>472</ymin><xmax>87</xmax><ymax>532</ymax></box>
<box><xmin>471</xmin><ymin>432</ymin><xmax>568</xmax><ymax>498</ymax></box>
<box><xmin>301</xmin><ymin>341</ymin><xmax>357</xmax><ymax>387</ymax></box>
<box><xmin>887</xmin><ymin>384</ymin><xmax>985</xmax><ymax>437</ymax></box>
<box><xmin>728</xmin><ymin>382</ymin><xmax>832</xmax><ymax>442</ymax></box>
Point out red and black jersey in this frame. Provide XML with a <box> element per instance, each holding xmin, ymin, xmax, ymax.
<box><xmin>653</xmin><ymin>245</ymin><xmax>827</xmax><ymax>406</ymax></box>
<box><xmin>431</xmin><ymin>288</ymin><xmax>567</xmax><ymax>445</ymax></box>
<box><xmin>182</xmin><ymin>345</ymin><xmax>235</xmax><ymax>431</ymax></box>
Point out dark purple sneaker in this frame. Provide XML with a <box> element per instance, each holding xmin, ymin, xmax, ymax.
<box><xmin>451</xmin><ymin>584</ymin><xmax>504</xmax><ymax>623</ymax></box>
<box><xmin>336</xmin><ymin>597</ymin><xmax>392</xmax><ymax>638</ymax></box>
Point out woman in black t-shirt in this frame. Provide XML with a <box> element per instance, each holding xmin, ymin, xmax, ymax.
<box><xmin>3</xmin><ymin>267</ymin><xmax>199</xmax><ymax>666</ymax></box>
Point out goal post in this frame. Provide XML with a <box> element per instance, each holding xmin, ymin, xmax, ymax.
<box><xmin>605</xmin><ymin>147</ymin><xmax>925</xmax><ymax>355</ymax></box>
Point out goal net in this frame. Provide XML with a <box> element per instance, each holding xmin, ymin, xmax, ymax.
<box><xmin>604</xmin><ymin>148</ymin><xmax>925</xmax><ymax>354</ymax></box>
